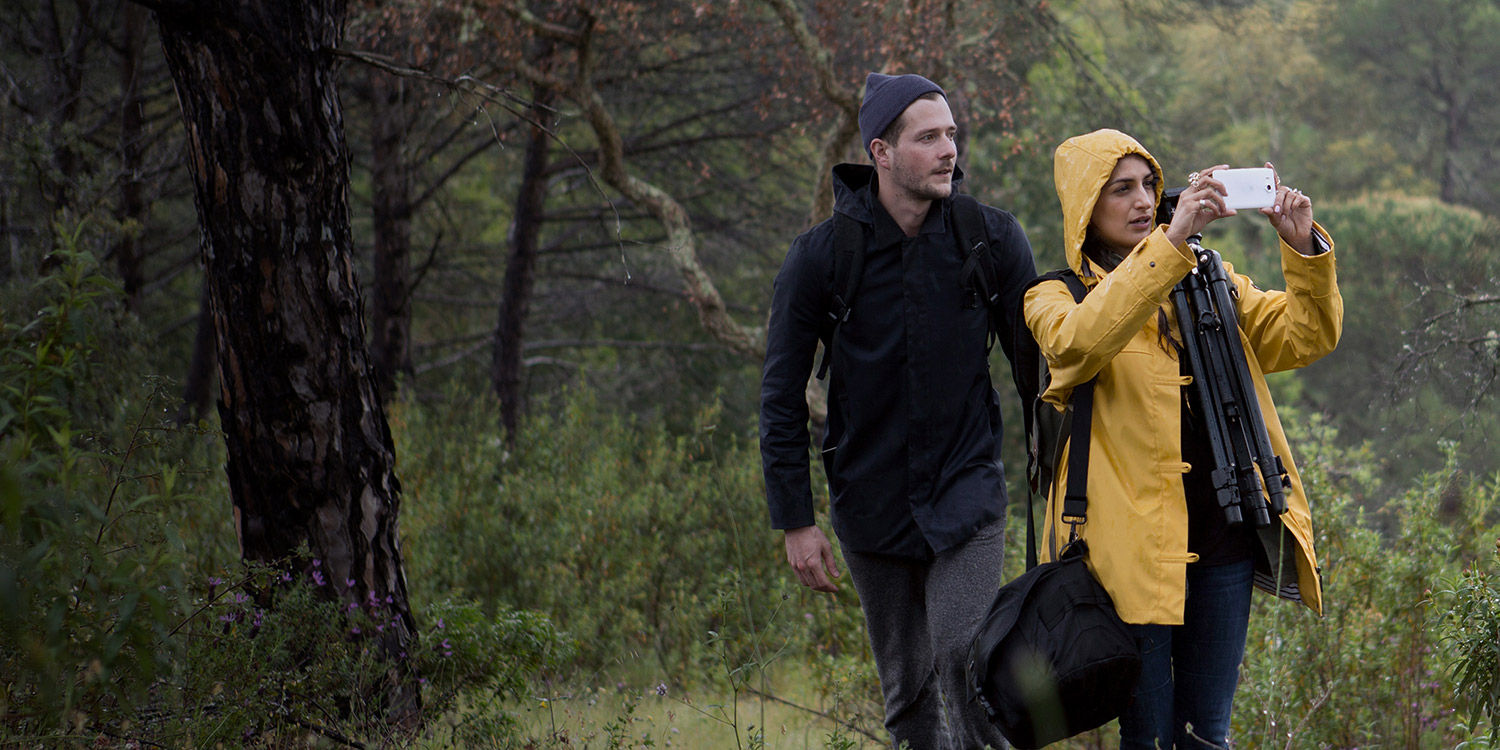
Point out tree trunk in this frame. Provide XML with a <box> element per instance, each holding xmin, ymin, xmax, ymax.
<box><xmin>491</xmin><ymin>81</ymin><xmax>554</xmax><ymax>444</ymax></box>
<box><xmin>1440</xmin><ymin>90</ymin><xmax>1465</xmax><ymax>205</ymax></box>
<box><xmin>369</xmin><ymin>71</ymin><xmax>414</xmax><ymax>401</ymax></box>
<box><xmin>36</xmin><ymin>0</ymin><xmax>94</xmax><ymax>216</ymax></box>
<box><xmin>155</xmin><ymin>0</ymin><xmax>419</xmax><ymax>724</ymax></box>
<box><xmin>114</xmin><ymin>1</ymin><xmax>149</xmax><ymax>311</ymax></box>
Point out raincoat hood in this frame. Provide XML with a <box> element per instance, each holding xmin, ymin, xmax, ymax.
<box><xmin>1053</xmin><ymin>129</ymin><xmax>1164</xmax><ymax>278</ymax></box>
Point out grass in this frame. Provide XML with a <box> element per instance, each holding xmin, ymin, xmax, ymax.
<box><xmin>427</xmin><ymin>662</ymin><xmax>889</xmax><ymax>749</ymax></box>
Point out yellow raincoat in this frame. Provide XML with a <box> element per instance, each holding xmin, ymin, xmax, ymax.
<box><xmin>1024</xmin><ymin>129</ymin><xmax>1342</xmax><ymax>624</ymax></box>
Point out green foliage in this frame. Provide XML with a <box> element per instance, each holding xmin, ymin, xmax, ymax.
<box><xmin>0</xmin><ymin>236</ymin><xmax>571</xmax><ymax>747</ymax></box>
<box><xmin>393</xmin><ymin>386</ymin><xmax>845</xmax><ymax>684</ymax></box>
<box><xmin>162</xmin><ymin>567</ymin><xmax>572</xmax><ymax>747</ymax></box>
<box><xmin>0</xmin><ymin>238</ymin><xmax>218</xmax><ymax>733</ymax></box>
<box><xmin>1229</xmin><ymin>417</ymin><xmax>1497</xmax><ymax>748</ymax></box>
<box><xmin>1306</xmin><ymin>194</ymin><xmax>1500</xmax><ymax>484</ymax></box>
<box><xmin>1323</xmin><ymin>0</ymin><xmax>1500</xmax><ymax>214</ymax></box>
<box><xmin>1434</xmin><ymin>543</ymin><xmax>1500</xmax><ymax>742</ymax></box>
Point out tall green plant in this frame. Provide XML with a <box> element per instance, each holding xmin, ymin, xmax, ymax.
<box><xmin>0</xmin><ymin>237</ymin><xmax>216</xmax><ymax>732</ymax></box>
<box><xmin>1434</xmin><ymin>537</ymin><xmax>1500</xmax><ymax>742</ymax></box>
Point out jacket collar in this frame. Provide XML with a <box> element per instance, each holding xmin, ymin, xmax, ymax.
<box><xmin>832</xmin><ymin>162</ymin><xmax>967</xmax><ymax>243</ymax></box>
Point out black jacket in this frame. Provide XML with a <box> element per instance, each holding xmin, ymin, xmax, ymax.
<box><xmin>760</xmin><ymin>164</ymin><xmax>1036</xmax><ymax>559</ymax></box>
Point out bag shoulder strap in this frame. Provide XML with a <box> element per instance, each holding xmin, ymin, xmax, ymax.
<box><xmin>816</xmin><ymin>212</ymin><xmax>867</xmax><ymax>380</ymax></box>
<box><xmin>1017</xmin><ymin>269</ymin><xmax>1090</xmax><ymax>569</ymax></box>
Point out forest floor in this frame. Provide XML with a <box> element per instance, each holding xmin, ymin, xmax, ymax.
<box><xmin>490</xmin><ymin>675</ymin><xmax>886</xmax><ymax>749</ymax></box>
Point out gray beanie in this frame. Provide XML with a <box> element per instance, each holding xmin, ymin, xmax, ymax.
<box><xmin>858</xmin><ymin>72</ymin><xmax>945</xmax><ymax>157</ymax></box>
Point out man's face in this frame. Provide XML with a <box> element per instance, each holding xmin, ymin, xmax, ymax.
<box><xmin>878</xmin><ymin>97</ymin><xmax>958</xmax><ymax>203</ymax></box>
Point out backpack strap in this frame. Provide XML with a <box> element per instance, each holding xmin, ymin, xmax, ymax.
<box><xmin>816</xmin><ymin>213</ymin><xmax>867</xmax><ymax>380</ymax></box>
<box><xmin>952</xmin><ymin>194</ymin><xmax>1006</xmax><ymax>351</ymax></box>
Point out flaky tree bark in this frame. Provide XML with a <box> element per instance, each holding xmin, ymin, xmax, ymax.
<box><xmin>491</xmin><ymin>77</ymin><xmax>555</xmax><ymax>444</ymax></box>
<box><xmin>369</xmin><ymin>71</ymin><xmax>415</xmax><ymax>401</ymax></box>
<box><xmin>155</xmin><ymin>0</ymin><xmax>419</xmax><ymax>723</ymax></box>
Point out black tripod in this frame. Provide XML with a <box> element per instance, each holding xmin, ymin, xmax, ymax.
<box><xmin>1170</xmin><ymin>236</ymin><xmax>1290</xmax><ymax>529</ymax></box>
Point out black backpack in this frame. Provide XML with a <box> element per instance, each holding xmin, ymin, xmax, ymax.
<box><xmin>816</xmin><ymin>193</ymin><xmax>1006</xmax><ymax>380</ymax></box>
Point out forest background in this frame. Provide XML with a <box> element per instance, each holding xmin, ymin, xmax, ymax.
<box><xmin>4</xmin><ymin>0</ymin><xmax>1500</xmax><ymax>747</ymax></box>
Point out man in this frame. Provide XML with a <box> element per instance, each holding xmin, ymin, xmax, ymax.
<box><xmin>760</xmin><ymin>72</ymin><xmax>1036</xmax><ymax>749</ymax></box>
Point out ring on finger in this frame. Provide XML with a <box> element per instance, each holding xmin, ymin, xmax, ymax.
<box><xmin>1198</xmin><ymin>198</ymin><xmax>1212</xmax><ymax>212</ymax></box>
<box><xmin>1188</xmin><ymin>171</ymin><xmax>1201</xmax><ymax>187</ymax></box>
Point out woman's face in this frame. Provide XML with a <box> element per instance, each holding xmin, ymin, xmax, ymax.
<box><xmin>1089</xmin><ymin>154</ymin><xmax>1158</xmax><ymax>257</ymax></box>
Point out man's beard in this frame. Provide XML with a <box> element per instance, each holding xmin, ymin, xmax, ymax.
<box><xmin>891</xmin><ymin>159</ymin><xmax>953</xmax><ymax>202</ymax></box>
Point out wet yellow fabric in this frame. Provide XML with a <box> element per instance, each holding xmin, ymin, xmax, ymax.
<box><xmin>1024</xmin><ymin>129</ymin><xmax>1342</xmax><ymax>623</ymax></box>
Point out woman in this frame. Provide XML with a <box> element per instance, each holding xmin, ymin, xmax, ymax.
<box><xmin>1024</xmin><ymin>129</ymin><xmax>1342</xmax><ymax>749</ymax></box>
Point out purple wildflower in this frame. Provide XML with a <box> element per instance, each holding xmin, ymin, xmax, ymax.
<box><xmin>346</xmin><ymin>578</ymin><xmax>356</xmax><ymax>588</ymax></box>
<box><xmin>312</xmin><ymin>570</ymin><xmax>326</xmax><ymax>587</ymax></box>
<box><xmin>656</xmin><ymin>683</ymin><xmax>668</xmax><ymax>697</ymax></box>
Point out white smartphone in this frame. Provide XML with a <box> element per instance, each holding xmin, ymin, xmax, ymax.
<box><xmin>1216</xmin><ymin>167</ymin><xmax>1277</xmax><ymax>210</ymax></box>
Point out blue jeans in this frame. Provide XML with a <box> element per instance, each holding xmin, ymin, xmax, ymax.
<box><xmin>1117</xmin><ymin>560</ymin><xmax>1254</xmax><ymax>750</ymax></box>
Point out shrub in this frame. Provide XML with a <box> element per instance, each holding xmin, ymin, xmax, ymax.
<box><xmin>0</xmin><ymin>239</ymin><xmax>221</xmax><ymax>734</ymax></box>
<box><xmin>160</xmin><ymin>566</ymin><xmax>573</xmax><ymax>746</ymax></box>
<box><xmin>1230</xmin><ymin>416</ymin><xmax>1496</xmax><ymax>748</ymax></box>
<box><xmin>393</xmin><ymin>387</ymin><xmax>829</xmax><ymax>683</ymax></box>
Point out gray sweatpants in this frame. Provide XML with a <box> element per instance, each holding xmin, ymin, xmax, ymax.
<box><xmin>843</xmin><ymin>519</ymin><xmax>1009</xmax><ymax>750</ymax></box>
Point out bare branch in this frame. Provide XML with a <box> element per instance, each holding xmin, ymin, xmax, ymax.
<box><xmin>760</xmin><ymin>0</ymin><xmax>859</xmax><ymax>116</ymax></box>
<box><xmin>411</xmin><ymin>137</ymin><xmax>496</xmax><ymax>211</ymax></box>
<box><xmin>498</xmin><ymin>2</ymin><xmax>584</xmax><ymax>45</ymax></box>
<box><xmin>561</xmin><ymin>10</ymin><xmax>765</xmax><ymax>360</ymax></box>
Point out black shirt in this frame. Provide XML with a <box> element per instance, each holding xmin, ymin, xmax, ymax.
<box><xmin>759</xmin><ymin>164</ymin><xmax>1036</xmax><ymax>558</ymax></box>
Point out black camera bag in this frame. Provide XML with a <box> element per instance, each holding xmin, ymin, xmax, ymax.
<box><xmin>966</xmin><ymin>535</ymin><xmax>1139</xmax><ymax>748</ymax></box>
<box><xmin>967</xmin><ymin>292</ymin><xmax>1141</xmax><ymax>748</ymax></box>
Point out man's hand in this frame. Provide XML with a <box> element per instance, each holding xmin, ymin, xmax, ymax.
<box><xmin>785</xmin><ymin>525</ymin><xmax>841</xmax><ymax>593</ymax></box>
